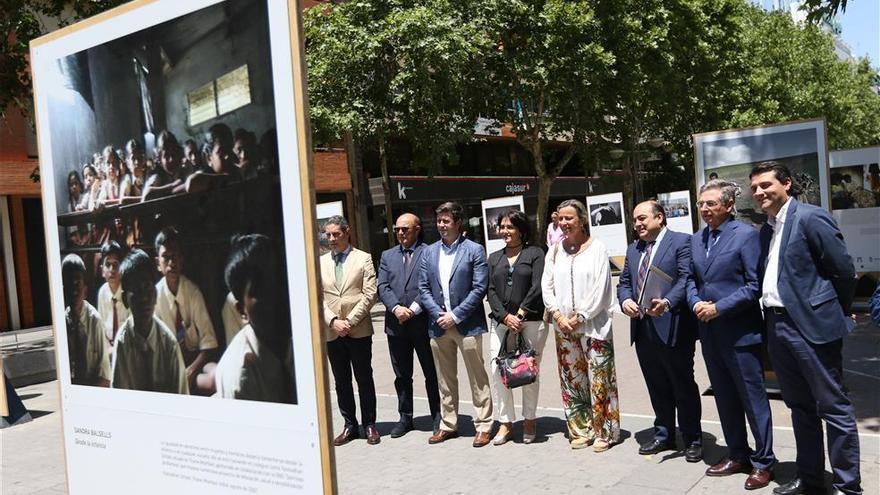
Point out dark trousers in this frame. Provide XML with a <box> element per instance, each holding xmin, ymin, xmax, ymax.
<box><xmin>327</xmin><ymin>335</ymin><xmax>376</xmax><ymax>428</ymax></box>
<box><xmin>702</xmin><ymin>336</ymin><xmax>776</xmax><ymax>469</ymax></box>
<box><xmin>634</xmin><ymin>318</ymin><xmax>702</xmax><ymax>445</ymax></box>
<box><xmin>767</xmin><ymin>311</ymin><xmax>861</xmax><ymax>494</ymax></box>
<box><xmin>388</xmin><ymin>329</ymin><xmax>441</xmax><ymax>420</ymax></box>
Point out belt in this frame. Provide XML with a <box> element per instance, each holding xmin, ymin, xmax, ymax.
<box><xmin>767</xmin><ymin>306</ymin><xmax>787</xmax><ymax>315</ymax></box>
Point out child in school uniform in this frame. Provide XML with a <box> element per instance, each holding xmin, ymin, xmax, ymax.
<box><xmin>152</xmin><ymin>227</ymin><xmax>219</xmax><ymax>395</ymax></box>
<box><xmin>214</xmin><ymin>234</ymin><xmax>295</xmax><ymax>403</ymax></box>
<box><xmin>111</xmin><ymin>249</ymin><xmax>188</xmax><ymax>394</ymax></box>
<box><xmin>96</xmin><ymin>241</ymin><xmax>129</xmax><ymax>352</ymax></box>
<box><xmin>62</xmin><ymin>254</ymin><xmax>111</xmax><ymax>387</ymax></box>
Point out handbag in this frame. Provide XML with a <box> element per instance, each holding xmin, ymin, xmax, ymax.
<box><xmin>494</xmin><ymin>328</ymin><xmax>539</xmax><ymax>389</ymax></box>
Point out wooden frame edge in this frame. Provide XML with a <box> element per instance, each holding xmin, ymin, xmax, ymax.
<box><xmin>288</xmin><ymin>1</ymin><xmax>337</xmax><ymax>493</ymax></box>
<box><xmin>30</xmin><ymin>0</ymin><xmax>162</xmax><ymax>48</ymax></box>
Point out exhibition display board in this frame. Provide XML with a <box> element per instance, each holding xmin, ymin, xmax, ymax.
<box><xmin>656</xmin><ymin>190</ymin><xmax>694</xmax><ymax>235</ymax></box>
<box><xmin>30</xmin><ymin>0</ymin><xmax>333</xmax><ymax>492</ymax></box>
<box><xmin>829</xmin><ymin>146</ymin><xmax>880</xmax><ymax>274</ymax></box>
<box><xmin>585</xmin><ymin>192</ymin><xmax>628</xmax><ymax>267</ymax></box>
<box><xmin>693</xmin><ymin>118</ymin><xmax>830</xmax><ymax>229</ymax></box>
<box><xmin>480</xmin><ymin>195</ymin><xmax>525</xmax><ymax>255</ymax></box>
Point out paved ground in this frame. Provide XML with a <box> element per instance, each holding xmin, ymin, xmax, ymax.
<box><xmin>2</xmin><ymin>308</ymin><xmax>878</xmax><ymax>494</ymax></box>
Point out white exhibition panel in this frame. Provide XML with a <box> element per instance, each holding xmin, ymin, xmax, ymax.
<box><xmin>830</xmin><ymin>146</ymin><xmax>880</xmax><ymax>273</ymax></box>
<box><xmin>480</xmin><ymin>195</ymin><xmax>525</xmax><ymax>255</ymax></box>
<box><xmin>31</xmin><ymin>0</ymin><xmax>326</xmax><ymax>493</ymax></box>
<box><xmin>585</xmin><ymin>192</ymin><xmax>628</xmax><ymax>258</ymax></box>
<box><xmin>656</xmin><ymin>190</ymin><xmax>694</xmax><ymax>235</ymax></box>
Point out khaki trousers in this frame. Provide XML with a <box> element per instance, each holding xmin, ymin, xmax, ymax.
<box><xmin>430</xmin><ymin>330</ymin><xmax>493</xmax><ymax>433</ymax></box>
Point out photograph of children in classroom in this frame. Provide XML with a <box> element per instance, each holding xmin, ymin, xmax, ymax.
<box><xmin>47</xmin><ymin>0</ymin><xmax>297</xmax><ymax>404</ymax></box>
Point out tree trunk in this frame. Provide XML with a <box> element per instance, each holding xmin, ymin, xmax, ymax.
<box><xmin>378</xmin><ymin>133</ymin><xmax>395</xmax><ymax>247</ymax></box>
<box><xmin>621</xmin><ymin>153</ymin><xmax>635</xmax><ymax>244</ymax></box>
<box><xmin>344</xmin><ymin>131</ymin><xmax>371</xmax><ymax>253</ymax></box>
<box><xmin>536</xmin><ymin>174</ymin><xmax>554</xmax><ymax>249</ymax></box>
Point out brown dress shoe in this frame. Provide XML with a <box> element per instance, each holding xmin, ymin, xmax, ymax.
<box><xmin>472</xmin><ymin>431</ymin><xmax>491</xmax><ymax>448</ymax></box>
<box><xmin>365</xmin><ymin>425</ymin><xmax>381</xmax><ymax>445</ymax></box>
<box><xmin>333</xmin><ymin>427</ymin><xmax>359</xmax><ymax>447</ymax></box>
<box><xmin>745</xmin><ymin>468</ymin><xmax>773</xmax><ymax>490</ymax></box>
<box><xmin>706</xmin><ymin>458</ymin><xmax>752</xmax><ymax>477</ymax></box>
<box><xmin>428</xmin><ymin>429</ymin><xmax>459</xmax><ymax>444</ymax></box>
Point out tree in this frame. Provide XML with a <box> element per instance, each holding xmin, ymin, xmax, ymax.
<box><xmin>304</xmin><ymin>0</ymin><xmax>489</xmax><ymax>245</ymax></box>
<box><xmin>800</xmin><ymin>0</ymin><xmax>848</xmax><ymax>24</ymax></box>
<box><xmin>727</xmin><ymin>7</ymin><xmax>880</xmax><ymax>150</ymax></box>
<box><xmin>0</xmin><ymin>0</ymin><xmax>126</xmax><ymax>117</ymax></box>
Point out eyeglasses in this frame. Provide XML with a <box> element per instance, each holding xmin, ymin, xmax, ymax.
<box><xmin>392</xmin><ymin>227</ymin><xmax>411</xmax><ymax>233</ymax></box>
<box><xmin>695</xmin><ymin>200</ymin><xmax>720</xmax><ymax>208</ymax></box>
<box><xmin>506</xmin><ymin>266</ymin><xmax>514</xmax><ymax>286</ymax></box>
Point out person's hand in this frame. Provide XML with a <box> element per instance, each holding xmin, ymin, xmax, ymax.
<box><xmin>503</xmin><ymin>314</ymin><xmax>523</xmax><ymax>332</ymax></box>
<box><xmin>185</xmin><ymin>364</ymin><xmax>198</xmax><ymax>388</ymax></box>
<box><xmin>393</xmin><ymin>306</ymin><xmax>413</xmax><ymax>324</ymax></box>
<box><xmin>555</xmin><ymin>313</ymin><xmax>575</xmax><ymax>334</ymax></box>
<box><xmin>332</xmin><ymin>318</ymin><xmax>351</xmax><ymax>336</ymax></box>
<box><xmin>437</xmin><ymin>312</ymin><xmax>456</xmax><ymax>330</ymax></box>
<box><xmin>695</xmin><ymin>302</ymin><xmax>718</xmax><ymax>322</ymax></box>
<box><xmin>621</xmin><ymin>299</ymin><xmax>640</xmax><ymax>318</ymax></box>
<box><xmin>647</xmin><ymin>298</ymin><xmax>667</xmax><ymax>317</ymax></box>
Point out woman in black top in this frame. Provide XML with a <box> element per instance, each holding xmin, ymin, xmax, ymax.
<box><xmin>486</xmin><ymin>209</ymin><xmax>547</xmax><ymax>445</ymax></box>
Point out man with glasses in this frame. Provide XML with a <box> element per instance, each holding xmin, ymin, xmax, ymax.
<box><xmin>686</xmin><ymin>180</ymin><xmax>776</xmax><ymax>490</ymax></box>
<box><xmin>418</xmin><ymin>201</ymin><xmax>493</xmax><ymax>447</ymax></box>
<box><xmin>377</xmin><ymin>213</ymin><xmax>441</xmax><ymax>438</ymax></box>
<box><xmin>618</xmin><ymin>200</ymin><xmax>702</xmax><ymax>462</ymax></box>
<box><xmin>320</xmin><ymin>216</ymin><xmax>379</xmax><ymax>446</ymax></box>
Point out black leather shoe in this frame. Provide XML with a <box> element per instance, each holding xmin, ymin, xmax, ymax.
<box><xmin>684</xmin><ymin>443</ymin><xmax>703</xmax><ymax>463</ymax></box>
<box><xmin>333</xmin><ymin>426</ymin><xmax>359</xmax><ymax>446</ymax></box>
<box><xmin>390</xmin><ymin>419</ymin><xmax>414</xmax><ymax>438</ymax></box>
<box><xmin>638</xmin><ymin>438</ymin><xmax>676</xmax><ymax>455</ymax></box>
<box><xmin>772</xmin><ymin>478</ymin><xmax>827</xmax><ymax>495</ymax></box>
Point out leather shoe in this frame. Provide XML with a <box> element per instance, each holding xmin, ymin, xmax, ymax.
<box><xmin>745</xmin><ymin>468</ymin><xmax>773</xmax><ymax>490</ymax></box>
<box><xmin>390</xmin><ymin>419</ymin><xmax>414</xmax><ymax>438</ymax></box>
<box><xmin>638</xmin><ymin>438</ymin><xmax>676</xmax><ymax>455</ymax></box>
<box><xmin>365</xmin><ymin>424</ymin><xmax>380</xmax><ymax>445</ymax></box>
<box><xmin>684</xmin><ymin>443</ymin><xmax>703</xmax><ymax>463</ymax></box>
<box><xmin>772</xmin><ymin>478</ymin><xmax>827</xmax><ymax>495</ymax></box>
<box><xmin>706</xmin><ymin>458</ymin><xmax>752</xmax><ymax>477</ymax></box>
<box><xmin>472</xmin><ymin>431</ymin><xmax>491</xmax><ymax>448</ymax></box>
<box><xmin>428</xmin><ymin>429</ymin><xmax>459</xmax><ymax>444</ymax></box>
<box><xmin>332</xmin><ymin>426</ymin><xmax>359</xmax><ymax>447</ymax></box>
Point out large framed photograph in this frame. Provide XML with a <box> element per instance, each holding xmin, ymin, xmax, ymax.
<box><xmin>830</xmin><ymin>146</ymin><xmax>880</xmax><ymax>274</ymax></box>
<box><xmin>481</xmin><ymin>195</ymin><xmax>525</xmax><ymax>255</ymax></box>
<box><xmin>585</xmin><ymin>192</ymin><xmax>628</xmax><ymax>265</ymax></box>
<box><xmin>693</xmin><ymin>119</ymin><xmax>829</xmax><ymax>228</ymax></box>
<box><xmin>656</xmin><ymin>190</ymin><xmax>694</xmax><ymax>234</ymax></box>
<box><xmin>31</xmin><ymin>0</ymin><xmax>333</xmax><ymax>492</ymax></box>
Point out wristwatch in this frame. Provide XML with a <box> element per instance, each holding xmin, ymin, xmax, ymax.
<box><xmin>576</xmin><ymin>314</ymin><xmax>585</xmax><ymax>324</ymax></box>
<box><xmin>663</xmin><ymin>299</ymin><xmax>671</xmax><ymax>314</ymax></box>
<box><xmin>516</xmin><ymin>313</ymin><xmax>526</xmax><ymax>322</ymax></box>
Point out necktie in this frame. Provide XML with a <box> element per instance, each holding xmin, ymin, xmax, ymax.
<box><xmin>174</xmin><ymin>300</ymin><xmax>186</xmax><ymax>344</ymax></box>
<box><xmin>706</xmin><ymin>229</ymin><xmax>720</xmax><ymax>256</ymax></box>
<box><xmin>636</xmin><ymin>241</ymin><xmax>654</xmax><ymax>300</ymax></box>
<box><xmin>334</xmin><ymin>253</ymin><xmax>344</xmax><ymax>288</ymax></box>
<box><xmin>68</xmin><ymin>311</ymin><xmax>82</xmax><ymax>382</ymax></box>
<box><xmin>111</xmin><ymin>297</ymin><xmax>119</xmax><ymax>343</ymax></box>
<box><xmin>403</xmin><ymin>248</ymin><xmax>413</xmax><ymax>272</ymax></box>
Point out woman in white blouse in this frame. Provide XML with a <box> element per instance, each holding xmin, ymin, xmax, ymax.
<box><xmin>542</xmin><ymin>199</ymin><xmax>619</xmax><ymax>452</ymax></box>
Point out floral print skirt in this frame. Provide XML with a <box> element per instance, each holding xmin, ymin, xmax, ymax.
<box><xmin>554</xmin><ymin>327</ymin><xmax>620</xmax><ymax>443</ymax></box>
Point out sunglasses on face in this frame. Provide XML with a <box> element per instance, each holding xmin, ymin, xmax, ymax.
<box><xmin>393</xmin><ymin>227</ymin><xmax>411</xmax><ymax>233</ymax></box>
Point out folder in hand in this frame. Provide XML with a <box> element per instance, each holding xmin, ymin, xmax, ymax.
<box><xmin>638</xmin><ymin>265</ymin><xmax>673</xmax><ymax>314</ymax></box>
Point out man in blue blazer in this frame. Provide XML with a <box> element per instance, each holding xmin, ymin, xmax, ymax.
<box><xmin>418</xmin><ymin>201</ymin><xmax>493</xmax><ymax>447</ymax></box>
<box><xmin>377</xmin><ymin>213</ymin><xmax>441</xmax><ymax>438</ymax></box>
<box><xmin>751</xmin><ymin>162</ymin><xmax>861</xmax><ymax>495</ymax></box>
<box><xmin>618</xmin><ymin>200</ymin><xmax>702</xmax><ymax>461</ymax></box>
<box><xmin>687</xmin><ymin>180</ymin><xmax>776</xmax><ymax>490</ymax></box>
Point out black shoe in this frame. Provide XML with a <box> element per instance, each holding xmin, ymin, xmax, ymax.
<box><xmin>638</xmin><ymin>438</ymin><xmax>676</xmax><ymax>455</ymax></box>
<box><xmin>772</xmin><ymin>478</ymin><xmax>827</xmax><ymax>495</ymax></box>
<box><xmin>390</xmin><ymin>418</ymin><xmax>414</xmax><ymax>438</ymax></box>
<box><xmin>684</xmin><ymin>443</ymin><xmax>703</xmax><ymax>463</ymax></box>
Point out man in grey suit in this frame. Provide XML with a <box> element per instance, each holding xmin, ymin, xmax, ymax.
<box><xmin>377</xmin><ymin>213</ymin><xmax>441</xmax><ymax>438</ymax></box>
<box><xmin>418</xmin><ymin>201</ymin><xmax>493</xmax><ymax>447</ymax></box>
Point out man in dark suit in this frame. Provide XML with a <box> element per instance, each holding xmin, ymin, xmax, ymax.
<box><xmin>418</xmin><ymin>201</ymin><xmax>493</xmax><ymax>447</ymax></box>
<box><xmin>751</xmin><ymin>162</ymin><xmax>861</xmax><ymax>495</ymax></box>
<box><xmin>686</xmin><ymin>180</ymin><xmax>776</xmax><ymax>490</ymax></box>
<box><xmin>377</xmin><ymin>213</ymin><xmax>441</xmax><ymax>438</ymax></box>
<box><xmin>618</xmin><ymin>200</ymin><xmax>702</xmax><ymax>462</ymax></box>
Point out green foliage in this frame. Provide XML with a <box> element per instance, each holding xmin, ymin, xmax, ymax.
<box><xmin>800</xmin><ymin>0</ymin><xmax>848</xmax><ymax>24</ymax></box>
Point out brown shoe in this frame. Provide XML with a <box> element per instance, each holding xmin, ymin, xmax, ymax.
<box><xmin>745</xmin><ymin>468</ymin><xmax>773</xmax><ymax>490</ymax></box>
<box><xmin>473</xmin><ymin>431</ymin><xmax>491</xmax><ymax>448</ymax></box>
<box><xmin>333</xmin><ymin>426</ymin><xmax>359</xmax><ymax>447</ymax></box>
<box><xmin>428</xmin><ymin>429</ymin><xmax>459</xmax><ymax>445</ymax></box>
<box><xmin>706</xmin><ymin>458</ymin><xmax>752</xmax><ymax>477</ymax></box>
<box><xmin>365</xmin><ymin>425</ymin><xmax>381</xmax><ymax>445</ymax></box>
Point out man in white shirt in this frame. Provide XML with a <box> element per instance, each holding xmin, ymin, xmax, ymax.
<box><xmin>62</xmin><ymin>254</ymin><xmax>111</xmax><ymax>387</ymax></box>
<box><xmin>97</xmin><ymin>241</ymin><xmax>129</xmax><ymax>351</ymax></box>
<box><xmin>153</xmin><ymin>227</ymin><xmax>219</xmax><ymax>395</ymax></box>
<box><xmin>751</xmin><ymin>161</ymin><xmax>861</xmax><ymax>495</ymax></box>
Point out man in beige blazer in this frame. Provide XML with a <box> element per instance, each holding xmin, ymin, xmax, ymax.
<box><xmin>321</xmin><ymin>216</ymin><xmax>379</xmax><ymax>446</ymax></box>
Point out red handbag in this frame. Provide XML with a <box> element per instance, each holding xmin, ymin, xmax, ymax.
<box><xmin>495</xmin><ymin>329</ymin><xmax>539</xmax><ymax>389</ymax></box>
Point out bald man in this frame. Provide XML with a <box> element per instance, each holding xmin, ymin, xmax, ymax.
<box><xmin>377</xmin><ymin>213</ymin><xmax>441</xmax><ymax>437</ymax></box>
